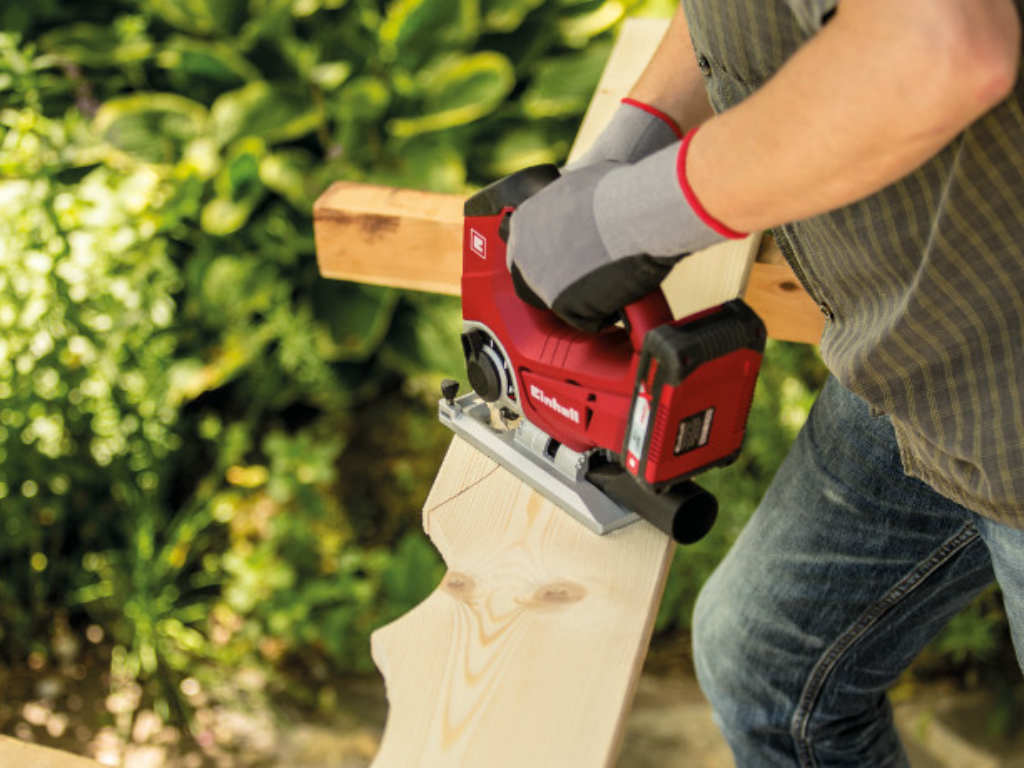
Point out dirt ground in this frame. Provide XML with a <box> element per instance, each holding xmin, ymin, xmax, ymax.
<box><xmin>292</xmin><ymin>636</ymin><xmax>1024</xmax><ymax>768</ymax></box>
<box><xmin>3</xmin><ymin>635</ymin><xmax>1023</xmax><ymax>767</ymax></box>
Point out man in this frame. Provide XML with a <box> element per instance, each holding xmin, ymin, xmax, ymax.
<box><xmin>507</xmin><ymin>1</ymin><xmax>1023</xmax><ymax>765</ymax></box>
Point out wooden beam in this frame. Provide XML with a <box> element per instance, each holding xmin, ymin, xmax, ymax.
<box><xmin>313</xmin><ymin>188</ymin><xmax>824</xmax><ymax>344</ymax></box>
<box><xmin>0</xmin><ymin>737</ymin><xmax>101</xmax><ymax>768</ymax></box>
<box><xmin>314</xmin><ymin>183</ymin><xmax>463</xmax><ymax>296</ymax></box>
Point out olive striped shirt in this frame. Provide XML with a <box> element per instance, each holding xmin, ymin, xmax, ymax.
<box><xmin>680</xmin><ymin>0</ymin><xmax>1024</xmax><ymax>526</ymax></box>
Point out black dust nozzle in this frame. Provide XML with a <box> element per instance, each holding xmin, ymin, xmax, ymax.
<box><xmin>586</xmin><ymin>464</ymin><xmax>717</xmax><ymax>544</ymax></box>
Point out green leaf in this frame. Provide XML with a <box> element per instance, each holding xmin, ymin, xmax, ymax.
<box><xmin>312</xmin><ymin>282</ymin><xmax>399</xmax><ymax>362</ymax></box>
<box><xmin>521</xmin><ymin>40</ymin><xmax>611</xmax><ymax>118</ymax></box>
<box><xmin>259</xmin><ymin>148</ymin><xmax>316</xmax><ymax>209</ymax></box>
<box><xmin>38</xmin><ymin>22</ymin><xmax>153</xmax><ymax>68</ymax></box>
<box><xmin>310</xmin><ymin>61</ymin><xmax>352</xmax><ymax>90</ymax></box>
<box><xmin>195</xmin><ymin>136</ymin><xmax>268</xmax><ymax>235</ymax></box>
<box><xmin>210</xmin><ymin>81</ymin><xmax>323</xmax><ymax>146</ymax></box>
<box><xmin>387</xmin><ymin>52</ymin><xmax>514</xmax><ymax>138</ymax></box>
<box><xmin>291</xmin><ymin>0</ymin><xmax>349</xmax><ymax>16</ymax></box>
<box><xmin>333</xmin><ymin>76</ymin><xmax>391</xmax><ymax>122</ymax></box>
<box><xmin>200</xmin><ymin>194</ymin><xmax>262</xmax><ymax>236</ymax></box>
<box><xmin>94</xmin><ymin>93</ymin><xmax>208</xmax><ymax>164</ymax></box>
<box><xmin>142</xmin><ymin>0</ymin><xmax>248</xmax><ymax>36</ymax></box>
<box><xmin>477</xmin><ymin>126</ymin><xmax>565</xmax><ymax>177</ymax></box>
<box><xmin>558</xmin><ymin>0</ymin><xmax>625</xmax><ymax>47</ymax></box>
<box><xmin>481</xmin><ymin>0</ymin><xmax>545</xmax><ymax>32</ymax></box>
<box><xmin>374</xmin><ymin>136</ymin><xmax>465</xmax><ymax>191</ymax></box>
<box><xmin>156</xmin><ymin>36</ymin><xmax>262</xmax><ymax>85</ymax></box>
<box><xmin>379</xmin><ymin>0</ymin><xmax>480</xmax><ymax>63</ymax></box>
<box><xmin>213</xmin><ymin>135</ymin><xmax>267</xmax><ymax>200</ymax></box>
<box><xmin>379</xmin><ymin>532</ymin><xmax>444</xmax><ymax>624</ymax></box>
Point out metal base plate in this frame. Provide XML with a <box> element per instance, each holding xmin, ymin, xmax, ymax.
<box><xmin>439</xmin><ymin>393</ymin><xmax>638</xmax><ymax>536</ymax></box>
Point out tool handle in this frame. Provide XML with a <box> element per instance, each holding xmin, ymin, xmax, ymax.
<box><xmin>623</xmin><ymin>291</ymin><xmax>673</xmax><ymax>351</ymax></box>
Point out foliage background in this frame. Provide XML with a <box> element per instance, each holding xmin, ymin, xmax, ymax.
<box><xmin>0</xmin><ymin>0</ymin><xmax>1018</xmax><ymax>760</ymax></box>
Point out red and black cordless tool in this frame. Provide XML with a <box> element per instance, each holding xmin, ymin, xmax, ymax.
<box><xmin>439</xmin><ymin>165</ymin><xmax>765</xmax><ymax>543</ymax></box>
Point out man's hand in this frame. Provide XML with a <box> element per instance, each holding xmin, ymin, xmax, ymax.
<box><xmin>565</xmin><ymin>98</ymin><xmax>681</xmax><ymax>170</ymax></box>
<box><xmin>507</xmin><ymin>137</ymin><xmax>742</xmax><ymax>332</ymax></box>
<box><xmin>502</xmin><ymin>2</ymin><xmax>720</xmax><ymax>331</ymax></box>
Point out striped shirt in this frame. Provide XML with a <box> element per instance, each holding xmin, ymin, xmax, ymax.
<box><xmin>680</xmin><ymin>0</ymin><xmax>1024</xmax><ymax>526</ymax></box>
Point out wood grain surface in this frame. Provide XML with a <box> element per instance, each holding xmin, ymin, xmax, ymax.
<box><xmin>314</xmin><ymin>182</ymin><xmax>463</xmax><ymax>295</ymax></box>
<box><xmin>370</xmin><ymin>439</ymin><xmax>674</xmax><ymax>767</ymax></box>
<box><xmin>0</xmin><ymin>736</ymin><xmax>101</xmax><ymax>768</ymax></box>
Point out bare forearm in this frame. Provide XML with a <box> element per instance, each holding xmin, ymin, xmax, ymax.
<box><xmin>627</xmin><ymin>3</ymin><xmax>714</xmax><ymax>133</ymax></box>
<box><xmin>687</xmin><ymin>0</ymin><xmax>1021</xmax><ymax>232</ymax></box>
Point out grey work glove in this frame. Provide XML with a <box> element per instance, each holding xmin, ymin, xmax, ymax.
<box><xmin>566</xmin><ymin>98</ymin><xmax>681</xmax><ymax>169</ymax></box>
<box><xmin>507</xmin><ymin>139</ymin><xmax>742</xmax><ymax>332</ymax></box>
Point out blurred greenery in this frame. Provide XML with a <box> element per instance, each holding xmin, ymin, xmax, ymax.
<box><xmin>0</xmin><ymin>0</ymin><xmax>1016</xmax><ymax>752</ymax></box>
<box><xmin>0</xmin><ymin>0</ymin><xmax>648</xmax><ymax>728</ymax></box>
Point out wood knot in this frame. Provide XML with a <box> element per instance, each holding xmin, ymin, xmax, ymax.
<box><xmin>779</xmin><ymin>280</ymin><xmax>800</xmax><ymax>293</ymax></box>
<box><xmin>442</xmin><ymin>572</ymin><xmax>475</xmax><ymax>601</ymax></box>
<box><xmin>528</xmin><ymin>580</ymin><xmax>586</xmax><ymax>608</ymax></box>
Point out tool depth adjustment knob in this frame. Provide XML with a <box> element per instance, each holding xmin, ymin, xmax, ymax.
<box><xmin>462</xmin><ymin>330</ymin><xmax>508</xmax><ymax>403</ymax></box>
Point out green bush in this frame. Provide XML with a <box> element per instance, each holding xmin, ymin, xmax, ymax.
<box><xmin>0</xmin><ymin>0</ymin><xmax>640</xmax><ymax>720</ymax></box>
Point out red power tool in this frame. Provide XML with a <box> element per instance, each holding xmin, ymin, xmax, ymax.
<box><xmin>439</xmin><ymin>165</ymin><xmax>765</xmax><ymax>543</ymax></box>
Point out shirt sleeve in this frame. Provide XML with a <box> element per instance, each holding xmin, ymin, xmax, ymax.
<box><xmin>784</xmin><ymin>0</ymin><xmax>839</xmax><ymax>34</ymax></box>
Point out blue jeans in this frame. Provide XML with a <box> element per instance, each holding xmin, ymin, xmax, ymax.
<box><xmin>692</xmin><ymin>376</ymin><xmax>1024</xmax><ymax>767</ymax></box>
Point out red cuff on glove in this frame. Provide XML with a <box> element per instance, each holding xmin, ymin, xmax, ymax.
<box><xmin>677</xmin><ymin>127</ymin><xmax>747</xmax><ymax>240</ymax></box>
<box><xmin>620</xmin><ymin>98</ymin><xmax>684</xmax><ymax>140</ymax></box>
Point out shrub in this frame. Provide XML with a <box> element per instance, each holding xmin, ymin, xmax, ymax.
<box><xmin>0</xmin><ymin>0</ymin><xmax>639</xmax><ymax>719</ymax></box>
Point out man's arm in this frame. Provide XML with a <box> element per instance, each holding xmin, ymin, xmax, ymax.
<box><xmin>682</xmin><ymin>0</ymin><xmax>1022</xmax><ymax>232</ymax></box>
<box><xmin>506</xmin><ymin>0</ymin><xmax>1021</xmax><ymax>330</ymax></box>
<box><xmin>624</xmin><ymin>5</ymin><xmax>715</xmax><ymax>134</ymax></box>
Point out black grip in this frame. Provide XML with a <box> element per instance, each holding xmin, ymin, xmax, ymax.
<box><xmin>464</xmin><ymin>164</ymin><xmax>560</xmax><ymax>216</ymax></box>
<box><xmin>642</xmin><ymin>299</ymin><xmax>766</xmax><ymax>386</ymax></box>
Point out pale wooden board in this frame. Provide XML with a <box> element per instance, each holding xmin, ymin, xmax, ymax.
<box><xmin>0</xmin><ymin>737</ymin><xmax>101</xmax><ymax>768</ymax></box>
<box><xmin>568</xmin><ymin>18</ymin><xmax>671</xmax><ymax>162</ymax></box>
<box><xmin>371</xmin><ymin>438</ymin><xmax>674</xmax><ymax>767</ymax></box>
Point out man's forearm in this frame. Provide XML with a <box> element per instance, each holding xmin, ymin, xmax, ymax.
<box><xmin>626</xmin><ymin>3</ymin><xmax>714</xmax><ymax>134</ymax></box>
<box><xmin>686</xmin><ymin>0</ymin><xmax>1021</xmax><ymax>233</ymax></box>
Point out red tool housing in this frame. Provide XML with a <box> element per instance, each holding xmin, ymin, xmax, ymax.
<box><xmin>461</xmin><ymin>167</ymin><xmax>765</xmax><ymax>489</ymax></box>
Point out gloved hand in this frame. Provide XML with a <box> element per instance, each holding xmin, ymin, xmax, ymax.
<box><xmin>565</xmin><ymin>98</ymin><xmax>682</xmax><ymax>169</ymax></box>
<box><xmin>508</xmin><ymin>129</ymin><xmax>746</xmax><ymax>332</ymax></box>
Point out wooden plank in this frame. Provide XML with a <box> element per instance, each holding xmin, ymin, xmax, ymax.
<box><xmin>312</xmin><ymin>183</ymin><xmax>823</xmax><ymax>344</ymax></box>
<box><xmin>0</xmin><ymin>737</ymin><xmax>101</xmax><ymax>768</ymax></box>
<box><xmin>370</xmin><ymin>438</ymin><xmax>674</xmax><ymax>766</ymax></box>
<box><xmin>568</xmin><ymin>18</ymin><xmax>670</xmax><ymax>161</ymax></box>
<box><xmin>313</xmin><ymin>182</ymin><xmax>462</xmax><ymax>295</ymax></box>
<box><xmin>746</xmin><ymin>260</ymin><xmax>825</xmax><ymax>344</ymax></box>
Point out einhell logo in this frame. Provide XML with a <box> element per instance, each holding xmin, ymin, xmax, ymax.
<box><xmin>469</xmin><ymin>229</ymin><xmax>487</xmax><ymax>259</ymax></box>
<box><xmin>530</xmin><ymin>385</ymin><xmax>580</xmax><ymax>424</ymax></box>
